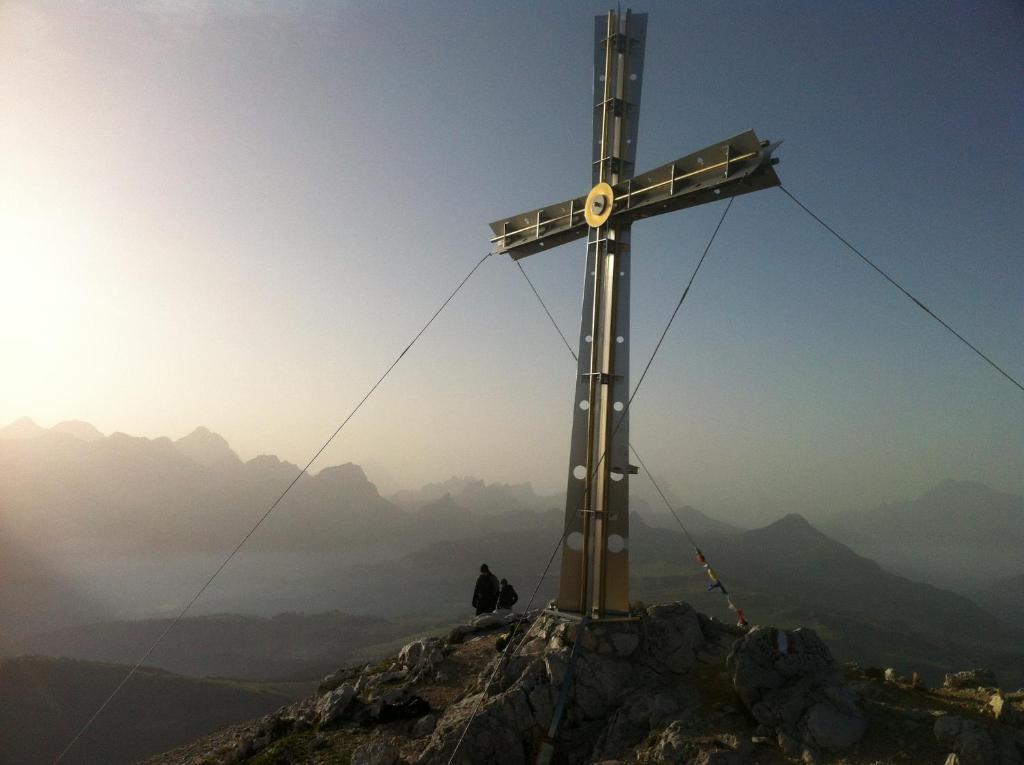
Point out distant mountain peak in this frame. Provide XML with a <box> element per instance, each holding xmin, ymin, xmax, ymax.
<box><xmin>51</xmin><ymin>420</ymin><xmax>104</xmax><ymax>442</ymax></box>
<box><xmin>771</xmin><ymin>512</ymin><xmax>814</xmax><ymax>528</ymax></box>
<box><xmin>746</xmin><ymin>513</ymin><xmax>831</xmax><ymax>548</ymax></box>
<box><xmin>0</xmin><ymin>417</ymin><xmax>46</xmax><ymax>439</ymax></box>
<box><xmin>174</xmin><ymin>426</ymin><xmax>241</xmax><ymax>468</ymax></box>
<box><xmin>316</xmin><ymin>462</ymin><xmax>371</xmax><ymax>484</ymax></box>
<box><xmin>825</xmin><ymin>479</ymin><xmax>1024</xmax><ymax>555</ymax></box>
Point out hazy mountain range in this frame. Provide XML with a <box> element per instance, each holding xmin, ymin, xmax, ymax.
<box><xmin>822</xmin><ymin>479</ymin><xmax>1024</xmax><ymax>590</ymax></box>
<box><xmin>2</xmin><ymin>418</ymin><xmax>1022</xmax><ymax>688</ymax></box>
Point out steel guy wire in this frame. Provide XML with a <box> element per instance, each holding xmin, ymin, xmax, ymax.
<box><xmin>779</xmin><ymin>185</ymin><xmax>1024</xmax><ymax>395</ymax></box>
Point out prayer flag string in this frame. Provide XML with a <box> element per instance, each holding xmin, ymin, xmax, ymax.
<box><xmin>697</xmin><ymin>548</ymin><xmax>748</xmax><ymax>627</ymax></box>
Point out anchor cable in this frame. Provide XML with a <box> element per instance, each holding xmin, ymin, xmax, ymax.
<box><xmin>625</xmin><ymin>196</ymin><xmax>734</xmax><ymax>414</ymax></box>
<box><xmin>779</xmin><ymin>185</ymin><xmax>1024</xmax><ymax>394</ymax></box>
<box><xmin>53</xmin><ymin>251</ymin><xmax>494</xmax><ymax>765</ymax></box>
<box><xmin>516</xmin><ymin>260</ymin><xmax>578</xmax><ymax>361</ymax></box>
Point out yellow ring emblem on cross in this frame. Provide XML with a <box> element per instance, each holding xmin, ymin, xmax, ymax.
<box><xmin>584</xmin><ymin>182</ymin><xmax>615</xmax><ymax>228</ymax></box>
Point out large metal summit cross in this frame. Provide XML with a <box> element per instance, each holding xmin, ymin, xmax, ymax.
<box><xmin>489</xmin><ymin>9</ymin><xmax>781</xmax><ymax>619</ymax></box>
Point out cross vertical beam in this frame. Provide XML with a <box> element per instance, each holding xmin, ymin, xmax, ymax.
<box><xmin>558</xmin><ymin>10</ymin><xmax>646</xmax><ymax>618</ymax></box>
<box><xmin>487</xmin><ymin>9</ymin><xmax>781</xmax><ymax>621</ymax></box>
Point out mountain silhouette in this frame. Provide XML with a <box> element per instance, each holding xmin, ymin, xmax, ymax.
<box><xmin>173</xmin><ymin>426</ymin><xmax>241</xmax><ymax>468</ymax></box>
<box><xmin>51</xmin><ymin>420</ymin><xmax>104</xmax><ymax>441</ymax></box>
<box><xmin>349</xmin><ymin>511</ymin><xmax>1024</xmax><ymax>685</ymax></box>
<box><xmin>389</xmin><ymin>476</ymin><xmax>559</xmax><ymax>514</ymax></box>
<box><xmin>826</xmin><ymin>480</ymin><xmax>1024</xmax><ymax>550</ymax></box>
<box><xmin>4</xmin><ymin>420</ymin><xmax>1020</xmax><ymax>686</ymax></box>
<box><xmin>823</xmin><ymin>480</ymin><xmax>1024</xmax><ymax>590</ymax></box>
<box><xmin>0</xmin><ymin>416</ymin><xmax>47</xmax><ymax>439</ymax></box>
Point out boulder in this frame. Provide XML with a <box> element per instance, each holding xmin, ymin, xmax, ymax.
<box><xmin>944</xmin><ymin>669</ymin><xmax>999</xmax><ymax>689</ymax></box>
<box><xmin>316</xmin><ymin>683</ymin><xmax>356</xmax><ymax>726</ymax></box>
<box><xmin>398</xmin><ymin>637</ymin><xmax>445</xmax><ymax>680</ymax></box>
<box><xmin>727</xmin><ymin>626</ymin><xmax>865</xmax><ymax>753</ymax></box>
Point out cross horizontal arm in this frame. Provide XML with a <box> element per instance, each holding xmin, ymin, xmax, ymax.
<box><xmin>489</xmin><ymin>130</ymin><xmax>780</xmax><ymax>259</ymax></box>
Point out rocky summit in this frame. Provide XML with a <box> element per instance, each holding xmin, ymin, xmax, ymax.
<box><xmin>144</xmin><ymin>600</ymin><xmax>1024</xmax><ymax>765</ymax></box>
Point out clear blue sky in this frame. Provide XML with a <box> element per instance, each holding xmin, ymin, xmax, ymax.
<box><xmin>2</xmin><ymin>0</ymin><xmax>1021</xmax><ymax>524</ymax></box>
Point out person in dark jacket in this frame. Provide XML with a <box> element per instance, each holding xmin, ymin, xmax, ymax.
<box><xmin>496</xmin><ymin>578</ymin><xmax>519</xmax><ymax>610</ymax></box>
<box><xmin>472</xmin><ymin>563</ymin><xmax>500</xmax><ymax>615</ymax></box>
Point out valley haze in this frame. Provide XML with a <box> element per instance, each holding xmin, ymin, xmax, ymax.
<box><xmin>2</xmin><ymin>419</ymin><xmax>1021</xmax><ymax>683</ymax></box>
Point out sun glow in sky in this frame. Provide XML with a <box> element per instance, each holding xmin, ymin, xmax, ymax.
<box><xmin>2</xmin><ymin>1</ymin><xmax>1022</xmax><ymax>525</ymax></box>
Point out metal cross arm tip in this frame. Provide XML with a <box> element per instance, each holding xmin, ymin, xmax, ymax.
<box><xmin>489</xmin><ymin>130</ymin><xmax>781</xmax><ymax>259</ymax></box>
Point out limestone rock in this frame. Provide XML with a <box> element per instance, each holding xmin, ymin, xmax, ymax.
<box><xmin>315</xmin><ymin>683</ymin><xmax>356</xmax><ymax>726</ymax></box>
<box><xmin>352</xmin><ymin>739</ymin><xmax>402</xmax><ymax>765</ymax></box>
<box><xmin>318</xmin><ymin>665</ymin><xmax>361</xmax><ymax>694</ymax></box>
<box><xmin>728</xmin><ymin>626</ymin><xmax>865</xmax><ymax>752</ymax></box>
<box><xmin>398</xmin><ymin>637</ymin><xmax>445</xmax><ymax>680</ymax></box>
<box><xmin>944</xmin><ymin>668</ymin><xmax>999</xmax><ymax>689</ymax></box>
<box><xmin>644</xmin><ymin>602</ymin><xmax>705</xmax><ymax>673</ymax></box>
<box><xmin>419</xmin><ymin>604</ymin><xmax>865</xmax><ymax>765</ymax></box>
<box><xmin>418</xmin><ymin>691</ymin><xmax>532</xmax><ymax>765</ymax></box>
<box><xmin>990</xmin><ymin>693</ymin><xmax>1021</xmax><ymax>726</ymax></box>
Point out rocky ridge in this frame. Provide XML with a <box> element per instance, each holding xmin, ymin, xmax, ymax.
<box><xmin>141</xmin><ymin>602</ymin><xmax>1024</xmax><ymax>765</ymax></box>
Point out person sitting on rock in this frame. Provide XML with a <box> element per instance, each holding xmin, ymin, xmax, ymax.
<box><xmin>495</xmin><ymin>578</ymin><xmax>519</xmax><ymax>611</ymax></box>
<box><xmin>472</xmin><ymin>563</ymin><xmax>500</xmax><ymax>615</ymax></box>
